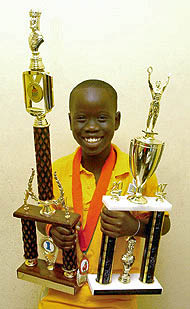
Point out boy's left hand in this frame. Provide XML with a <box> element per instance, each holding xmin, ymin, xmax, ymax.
<box><xmin>100</xmin><ymin>206</ymin><xmax>140</xmax><ymax>238</ymax></box>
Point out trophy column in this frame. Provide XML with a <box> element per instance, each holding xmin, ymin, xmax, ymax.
<box><xmin>33</xmin><ymin>125</ymin><xmax>53</xmax><ymax>202</ymax></box>
<box><xmin>140</xmin><ymin>211</ymin><xmax>165</xmax><ymax>283</ymax></box>
<box><xmin>21</xmin><ymin>219</ymin><xmax>38</xmax><ymax>266</ymax></box>
<box><xmin>96</xmin><ymin>234</ymin><xmax>116</xmax><ymax>284</ymax></box>
<box><xmin>96</xmin><ymin>182</ymin><xmax>122</xmax><ymax>284</ymax></box>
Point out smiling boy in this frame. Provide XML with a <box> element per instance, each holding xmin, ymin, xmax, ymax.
<box><xmin>38</xmin><ymin>79</ymin><xmax>170</xmax><ymax>309</ymax></box>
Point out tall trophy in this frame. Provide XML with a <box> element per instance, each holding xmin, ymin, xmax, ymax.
<box><xmin>128</xmin><ymin>66</ymin><xmax>171</xmax><ymax>204</ymax></box>
<box><xmin>88</xmin><ymin>67</ymin><xmax>172</xmax><ymax>295</ymax></box>
<box><xmin>13</xmin><ymin>10</ymin><xmax>80</xmax><ymax>295</ymax></box>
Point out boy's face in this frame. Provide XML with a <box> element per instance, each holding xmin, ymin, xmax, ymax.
<box><xmin>69</xmin><ymin>87</ymin><xmax>120</xmax><ymax>159</ymax></box>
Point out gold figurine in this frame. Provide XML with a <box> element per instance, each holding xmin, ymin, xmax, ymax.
<box><xmin>118</xmin><ymin>237</ymin><xmax>136</xmax><ymax>284</ymax></box>
<box><xmin>29</xmin><ymin>9</ymin><xmax>44</xmax><ymax>70</ymax></box>
<box><xmin>40</xmin><ymin>237</ymin><xmax>58</xmax><ymax>270</ymax></box>
<box><xmin>110</xmin><ymin>181</ymin><xmax>123</xmax><ymax>201</ymax></box>
<box><xmin>146</xmin><ymin>66</ymin><xmax>171</xmax><ymax>133</ymax></box>
<box><xmin>155</xmin><ymin>184</ymin><xmax>167</xmax><ymax>202</ymax></box>
<box><xmin>23</xmin><ymin>169</ymin><xmax>70</xmax><ymax>219</ymax></box>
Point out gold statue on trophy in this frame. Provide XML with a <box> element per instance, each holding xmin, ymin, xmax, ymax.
<box><xmin>29</xmin><ymin>9</ymin><xmax>44</xmax><ymax>69</ymax></box>
<box><xmin>146</xmin><ymin>66</ymin><xmax>171</xmax><ymax>133</ymax></box>
<box><xmin>119</xmin><ymin>237</ymin><xmax>136</xmax><ymax>284</ymax></box>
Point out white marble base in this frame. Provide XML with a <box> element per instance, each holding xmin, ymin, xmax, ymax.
<box><xmin>102</xmin><ymin>195</ymin><xmax>172</xmax><ymax>212</ymax></box>
<box><xmin>88</xmin><ymin>273</ymin><xmax>163</xmax><ymax>295</ymax></box>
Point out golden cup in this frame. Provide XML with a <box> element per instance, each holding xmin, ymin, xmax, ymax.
<box><xmin>128</xmin><ymin>134</ymin><xmax>164</xmax><ymax>204</ymax></box>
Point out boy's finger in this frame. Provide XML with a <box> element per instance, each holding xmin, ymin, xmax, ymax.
<box><xmin>52</xmin><ymin>228</ymin><xmax>76</xmax><ymax>241</ymax></box>
<box><xmin>102</xmin><ymin>206</ymin><xmax>126</xmax><ymax>218</ymax></box>
<box><xmin>100</xmin><ymin>226</ymin><xmax>119</xmax><ymax>238</ymax></box>
<box><xmin>100</xmin><ymin>218</ymin><xmax>120</xmax><ymax>233</ymax></box>
<box><xmin>52</xmin><ymin>234</ymin><xmax>76</xmax><ymax>249</ymax></box>
<box><xmin>53</xmin><ymin>225</ymin><xmax>73</xmax><ymax>235</ymax></box>
<box><xmin>101</xmin><ymin>211</ymin><xmax>119</xmax><ymax>226</ymax></box>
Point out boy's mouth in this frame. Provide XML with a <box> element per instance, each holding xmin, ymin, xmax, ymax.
<box><xmin>83</xmin><ymin>137</ymin><xmax>102</xmax><ymax>144</ymax></box>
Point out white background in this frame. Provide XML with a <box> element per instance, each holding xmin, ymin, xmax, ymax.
<box><xmin>0</xmin><ymin>1</ymin><xmax>189</xmax><ymax>308</ymax></box>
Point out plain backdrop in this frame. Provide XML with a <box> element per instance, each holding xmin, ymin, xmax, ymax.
<box><xmin>0</xmin><ymin>1</ymin><xmax>189</xmax><ymax>308</ymax></box>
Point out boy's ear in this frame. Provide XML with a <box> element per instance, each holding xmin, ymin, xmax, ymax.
<box><xmin>115</xmin><ymin>111</ymin><xmax>121</xmax><ymax>131</ymax></box>
<box><xmin>68</xmin><ymin>113</ymin><xmax>72</xmax><ymax>130</ymax></box>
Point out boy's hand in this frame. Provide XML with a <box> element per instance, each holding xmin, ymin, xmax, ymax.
<box><xmin>100</xmin><ymin>206</ymin><xmax>141</xmax><ymax>238</ymax></box>
<box><xmin>50</xmin><ymin>225</ymin><xmax>77</xmax><ymax>250</ymax></box>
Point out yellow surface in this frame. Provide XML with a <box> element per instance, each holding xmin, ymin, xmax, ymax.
<box><xmin>39</xmin><ymin>145</ymin><xmax>157</xmax><ymax>308</ymax></box>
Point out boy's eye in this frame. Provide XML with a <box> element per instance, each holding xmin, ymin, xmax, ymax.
<box><xmin>98</xmin><ymin>115</ymin><xmax>108</xmax><ymax>122</ymax></box>
<box><xmin>76</xmin><ymin>115</ymin><xmax>86</xmax><ymax>122</ymax></box>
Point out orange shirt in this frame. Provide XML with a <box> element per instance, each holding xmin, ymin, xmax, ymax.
<box><xmin>39</xmin><ymin>145</ymin><xmax>157</xmax><ymax>309</ymax></box>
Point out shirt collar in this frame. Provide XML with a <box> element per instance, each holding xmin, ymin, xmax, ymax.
<box><xmin>68</xmin><ymin>144</ymin><xmax>130</xmax><ymax>177</ymax></box>
<box><xmin>112</xmin><ymin>144</ymin><xmax>130</xmax><ymax>177</ymax></box>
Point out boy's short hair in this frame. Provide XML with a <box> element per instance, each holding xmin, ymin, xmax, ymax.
<box><xmin>69</xmin><ymin>79</ymin><xmax>118</xmax><ymax>111</ymax></box>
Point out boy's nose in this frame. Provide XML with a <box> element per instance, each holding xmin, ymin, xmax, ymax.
<box><xmin>85</xmin><ymin>119</ymin><xmax>99</xmax><ymax>132</ymax></box>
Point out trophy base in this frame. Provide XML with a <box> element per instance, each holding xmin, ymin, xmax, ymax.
<box><xmin>17</xmin><ymin>259</ymin><xmax>79</xmax><ymax>295</ymax></box>
<box><xmin>127</xmin><ymin>194</ymin><xmax>147</xmax><ymax>204</ymax></box>
<box><xmin>102</xmin><ymin>196</ymin><xmax>172</xmax><ymax>212</ymax></box>
<box><xmin>88</xmin><ymin>274</ymin><xmax>163</xmax><ymax>295</ymax></box>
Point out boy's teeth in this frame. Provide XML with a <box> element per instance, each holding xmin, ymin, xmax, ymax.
<box><xmin>85</xmin><ymin>137</ymin><xmax>101</xmax><ymax>143</ymax></box>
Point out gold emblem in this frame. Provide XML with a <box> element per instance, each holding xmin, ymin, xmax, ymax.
<box><xmin>41</xmin><ymin>237</ymin><xmax>58</xmax><ymax>270</ymax></box>
<box><xmin>27</xmin><ymin>82</ymin><xmax>43</xmax><ymax>103</ymax></box>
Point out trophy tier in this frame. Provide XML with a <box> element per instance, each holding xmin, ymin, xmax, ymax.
<box><xmin>17</xmin><ymin>259</ymin><xmax>79</xmax><ymax>295</ymax></box>
<box><xmin>13</xmin><ymin>204</ymin><xmax>80</xmax><ymax>228</ymax></box>
<box><xmin>88</xmin><ymin>273</ymin><xmax>163</xmax><ymax>295</ymax></box>
<box><xmin>13</xmin><ymin>204</ymin><xmax>80</xmax><ymax>295</ymax></box>
<box><xmin>90</xmin><ymin>195</ymin><xmax>172</xmax><ymax>295</ymax></box>
<box><xmin>102</xmin><ymin>196</ymin><xmax>172</xmax><ymax>212</ymax></box>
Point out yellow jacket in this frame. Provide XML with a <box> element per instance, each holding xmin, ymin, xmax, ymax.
<box><xmin>39</xmin><ymin>145</ymin><xmax>157</xmax><ymax>309</ymax></box>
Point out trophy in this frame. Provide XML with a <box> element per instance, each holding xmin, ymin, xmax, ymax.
<box><xmin>128</xmin><ymin>66</ymin><xmax>171</xmax><ymax>204</ymax></box>
<box><xmin>13</xmin><ymin>10</ymin><xmax>80</xmax><ymax>295</ymax></box>
<box><xmin>88</xmin><ymin>67</ymin><xmax>172</xmax><ymax>295</ymax></box>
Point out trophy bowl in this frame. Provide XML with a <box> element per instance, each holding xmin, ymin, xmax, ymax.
<box><xmin>128</xmin><ymin>135</ymin><xmax>164</xmax><ymax>204</ymax></box>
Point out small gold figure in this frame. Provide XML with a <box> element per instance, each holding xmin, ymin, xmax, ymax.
<box><xmin>118</xmin><ymin>237</ymin><xmax>136</xmax><ymax>284</ymax></box>
<box><xmin>155</xmin><ymin>183</ymin><xmax>167</xmax><ymax>202</ymax></box>
<box><xmin>28</xmin><ymin>9</ymin><xmax>45</xmax><ymax>71</ymax></box>
<box><xmin>29</xmin><ymin>10</ymin><xmax>44</xmax><ymax>53</ymax></box>
<box><xmin>41</xmin><ymin>237</ymin><xmax>58</xmax><ymax>270</ymax></box>
<box><xmin>146</xmin><ymin>66</ymin><xmax>171</xmax><ymax>132</ymax></box>
<box><xmin>110</xmin><ymin>181</ymin><xmax>123</xmax><ymax>201</ymax></box>
<box><xmin>23</xmin><ymin>169</ymin><xmax>70</xmax><ymax>218</ymax></box>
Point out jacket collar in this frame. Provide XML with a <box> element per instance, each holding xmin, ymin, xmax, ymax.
<box><xmin>112</xmin><ymin>144</ymin><xmax>130</xmax><ymax>177</ymax></box>
<box><xmin>67</xmin><ymin>144</ymin><xmax>130</xmax><ymax>177</ymax></box>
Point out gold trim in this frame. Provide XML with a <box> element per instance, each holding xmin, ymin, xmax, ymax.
<box><xmin>33</xmin><ymin>116</ymin><xmax>49</xmax><ymax>128</ymax></box>
<box><xmin>17</xmin><ymin>271</ymin><xmax>75</xmax><ymax>295</ymax></box>
<box><xmin>98</xmin><ymin>235</ymin><xmax>108</xmax><ymax>284</ymax></box>
<box><xmin>143</xmin><ymin>212</ymin><xmax>157</xmax><ymax>282</ymax></box>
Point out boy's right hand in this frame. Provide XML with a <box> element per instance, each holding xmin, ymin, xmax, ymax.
<box><xmin>50</xmin><ymin>225</ymin><xmax>77</xmax><ymax>250</ymax></box>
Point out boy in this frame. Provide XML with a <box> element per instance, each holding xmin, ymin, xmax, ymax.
<box><xmin>38</xmin><ymin>79</ymin><xmax>170</xmax><ymax>309</ymax></box>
